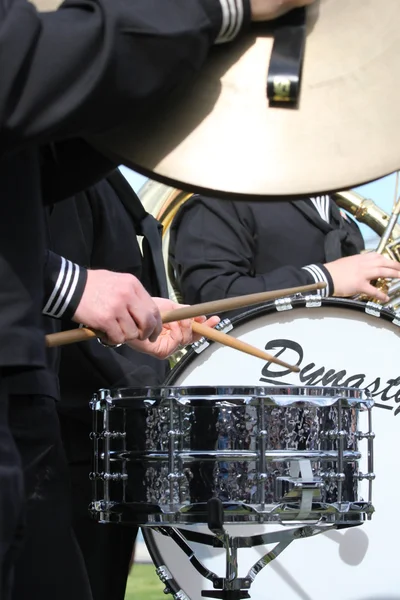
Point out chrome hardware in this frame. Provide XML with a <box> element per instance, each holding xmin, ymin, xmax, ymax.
<box><xmin>322</xmin><ymin>429</ymin><xmax>347</xmax><ymax>440</ymax></box>
<box><xmin>89</xmin><ymin>471</ymin><xmax>128</xmax><ymax>482</ymax></box>
<box><xmin>175</xmin><ymin>591</ymin><xmax>190</xmax><ymax>600</ymax></box>
<box><xmin>215</xmin><ymin>318</ymin><xmax>233</xmax><ymax>334</ymax></box>
<box><xmin>90</xmin><ymin>500</ymin><xmax>108</xmax><ymax>512</ymax></box>
<box><xmin>156</xmin><ymin>565</ymin><xmax>173</xmax><ymax>583</ymax></box>
<box><xmin>275</xmin><ymin>477</ymin><xmax>324</xmax><ymax>501</ymax></box>
<box><xmin>357</xmin><ymin>431</ymin><xmax>375</xmax><ymax>440</ymax></box>
<box><xmin>305</xmin><ymin>294</ymin><xmax>322</xmax><ymax>308</ymax></box>
<box><xmin>99</xmin><ymin>472</ymin><xmax>128</xmax><ymax>482</ymax></box>
<box><xmin>320</xmin><ymin>472</ymin><xmax>346</xmax><ymax>482</ymax></box>
<box><xmin>356</xmin><ymin>472</ymin><xmax>376</xmax><ymax>481</ymax></box>
<box><xmin>89</xmin><ymin>430</ymin><xmax>126</xmax><ymax>440</ymax></box>
<box><xmin>90</xmin><ymin>388</ymin><xmax>114</xmax><ymax>412</ymax></box>
<box><xmin>275</xmin><ymin>297</ymin><xmax>293</xmax><ymax>312</ymax></box>
<box><xmin>365</xmin><ymin>301</ymin><xmax>382</xmax><ymax>317</ymax></box>
<box><xmin>192</xmin><ymin>337</ymin><xmax>210</xmax><ymax>354</ymax></box>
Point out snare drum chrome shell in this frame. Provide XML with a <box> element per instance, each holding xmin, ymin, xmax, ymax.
<box><xmin>91</xmin><ymin>385</ymin><xmax>373</xmax><ymax>526</ymax></box>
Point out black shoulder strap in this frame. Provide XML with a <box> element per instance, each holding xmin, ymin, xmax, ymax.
<box><xmin>106</xmin><ymin>170</ymin><xmax>169</xmax><ymax>299</ymax></box>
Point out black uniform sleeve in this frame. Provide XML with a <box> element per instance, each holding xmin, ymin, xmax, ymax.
<box><xmin>43</xmin><ymin>250</ymin><xmax>87</xmax><ymax>319</ymax></box>
<box><xmin>169</xmin><ymin>196</ymin><xmax>333</xmax><ymax>305</ymax></box>
<box><xmin>0</xmin><ymin>0</ymin><xmax>250</xmax><ymax>155</ymax></box>
<box><xmin>39</xmin><ymin>139</ymin><xmax>118</xmax><ymax>205</ymax></box>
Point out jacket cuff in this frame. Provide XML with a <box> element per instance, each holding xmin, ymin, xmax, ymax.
<box><xmin>214</xmin><ymin>0</ymin><xmax>250</xmax><ymax>43</ymax></box>
<box><xmin>301</xmin><ymin>263</ymin><xmax>333</xmax><ymax>297</ymax></box>
<box><xmin>43</xmin><ymin>254</ymin><xmax>87</xmax><ymax>319</ymax></box>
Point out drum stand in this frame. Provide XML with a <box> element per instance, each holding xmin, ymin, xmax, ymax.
<box><xmin>151</xmin><ymin>498</ymin><xmax>328</xmax><ymax>600</ymax></box>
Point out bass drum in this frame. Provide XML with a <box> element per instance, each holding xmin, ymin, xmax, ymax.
<box><xmin>143</xmin><ymin>297</ymin><xmax>400</xmax><ymax>600</ymax></box>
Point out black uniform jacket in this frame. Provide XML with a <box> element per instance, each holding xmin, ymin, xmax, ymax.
<box><xmin>7</xmin><ymin>174</ymin><xmax>169</xmax><ymax>400</ymax></box>
<box><xmin>0</xmin><ymin>0</ymin><xmax>248</xmax><ymax>372</ymax></box>
<box><xmin>52</xmin><ymin>177</ymin><xmax>169</xmax><ymax>408</ymax></box>
<box><xmin>169</xmin><ymin>195</ymin><xmax>365</xmax><ymax>305</ymax></box>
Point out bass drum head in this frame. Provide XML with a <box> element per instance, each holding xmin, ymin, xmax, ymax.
<box><xmin>144</xmin><ymin>298</ymin><xmax>400</xmax><ymax>600</ymax></box>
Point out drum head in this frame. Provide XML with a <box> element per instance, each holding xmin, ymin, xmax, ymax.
<box><xmin>144</xmin><ymin>299</ymin><xmax>400</xmax><ymax>600</ymax></box>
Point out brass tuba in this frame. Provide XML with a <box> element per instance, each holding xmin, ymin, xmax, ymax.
<box><xmin>333</xmin><ymin>190</ymin><xmax>400</xmax><ymax>309</ymax></box>
<box><xmin>138</xmin><ymin>182</ymin><xmax>400</xmax><ymax>310</ymax></box>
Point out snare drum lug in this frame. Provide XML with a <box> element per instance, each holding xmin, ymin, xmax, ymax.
<box><xmin>356</xmin><ymin>472</ymin><xmax>376</xmax><ymax>481</ymax></box>
<box><xmin>90</xmin><ymin>500</ymin><xmax>108</xmax><ymax>512</ymax></box>
<box><xmin>90</xmin><ymin>389</ymin><xmax>114</xmax><ymax>412</ymax></box>
<box><xmin>215</xmin><ymin>318</ymin><xmax>233</xmax><ymax>334</ymax></box>
<box><xmin>320</xmin><ymin>472</ymin><xmax>346</xmax><ymax>482</ymax></box>
<box><xmin>356</xmin><ymin>431</ymin><xmax>375</xmax><ymax>440</ymax></box>
<box><xmin>365</xmin><ymin>301</ymin><xmax>382</xmax><ymax>317</ymax></box>
<box><xmin>305</xmin><ymin>294</ymin><xmax>322</xmax><ymax>308</ymax></box>
<box><xmin>167</xmin><ymin>472</ymin><xmax>185</xmax><ymax>482</ymax></box>
<box><xmin>275</xmin><ymin>297</ymin><xmax>293</xmax><ymax>312</ymax></box>
<box><xmin>192</xmin><ymin>338</ymin><xmax>210</xmax><ymax>354</ymax></box>
<box><xmin>322</xmin><ymin>429</ymin><xmax>346</xmax><ymax>440</ymax></box>
<box><xmin>102</xmin><ymin>430</ymin><xmax>126</xmax><ymax>439</ymax></box>
<box><xmin>100</xmin><ymin>472</ymin><xmax>128</xmax><ymax>482</ymax></box>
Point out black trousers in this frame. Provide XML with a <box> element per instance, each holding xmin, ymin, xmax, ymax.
<box><xmin>0</xmin><ymin>383</ymin><xmax>24</xmax><ymax>600</ymax></box>
<box><xmin>59</xmin><ymin>410</ymin><xmax>138</xmax><ymax>600</ymax></box>
<box><xmin>8</xmin><ymin>395</ymin><xmax>93</xmax><ymax>600</ymax></box>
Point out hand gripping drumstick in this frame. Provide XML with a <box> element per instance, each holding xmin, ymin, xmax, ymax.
<box><xmin>45</xmin><ymin>282</ymin><xmax>325</xmax><ymax>350</ymax></box>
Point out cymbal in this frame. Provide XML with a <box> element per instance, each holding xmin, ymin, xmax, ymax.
<box><xmin>35</xmin><ymin>0</ymin><xmax>400</xmax><ymax>199</ymax></box>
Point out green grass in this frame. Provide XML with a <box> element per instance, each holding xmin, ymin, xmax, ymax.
<box><xmin>125</xmin><ymin>563</ymin><xmax>165</xmax><ymax>600</ymax></box>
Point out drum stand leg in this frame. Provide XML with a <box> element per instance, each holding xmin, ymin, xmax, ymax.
<box><xmin>150</xmin><ymin>498</ymin><xmax>328</xmax><ymax>600</ymax></box>
<box><xmin>202</xmin><ymin>498</ymin><xmax>249</xmax><ymax>599</ymax></box>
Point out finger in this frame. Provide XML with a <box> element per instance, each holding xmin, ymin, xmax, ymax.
<box><xmin>370</xmin><ymin>267</ymin><xmax>400</xmax><ymax>280</ymax></box>
<box><xmin>127</xmin><ymin>301</ymin><xmax>162</xmax><ymax>342</ymax></box>
<box><xmin>193</xmin><ymin>315</ymin><xmax>207</xmax><ymax>324</ymax></box>
<box><xmin>101</xmin><ymin>321</ymin><xmax>126</xmax><ymax>346</ymax></box>
<box><xmin>203</xmin><ymin>316</ymin><xmax>220</xmax><ymax>328</ymax></box>
<box><xmin>362</xmin><ymin>283</ymin><xmax>389</xmax><ymax>303</ymax></box>
<box><xmin>127</xmin><ymin>306</ymin><xmax>160</xmax><ymax>341</ymax></box>
<box><xmin>377</xmin><ymin>256</ymin><xmax>400</xmax><ymax>270</ymax></box>
<box><xmin>116</xmin><ymin>314</ymin><xmax>140</xmax><ymax>343</ymax></box>
<box><xmin>128</xmin><ymin>283</ymin><xmax>163</xmax><ymax>341</ymax></box>
<box><xmin>178</xmin><ymin>319</ymin><xmax>194</xmax><ymax>347</ymax></box>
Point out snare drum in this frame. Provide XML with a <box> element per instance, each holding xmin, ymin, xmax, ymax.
<box><xmin>91</xmin><ymin>384</ymin><xmax>371</xmax><ymax>526</ymax></box>
<box><xmin>139</xmin><ymin>297</ymin><xmax>399</xmax><ymax>600</ymax></box>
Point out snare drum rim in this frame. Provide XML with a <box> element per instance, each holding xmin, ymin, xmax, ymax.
<box><xmin>166</xmin><ymin>297</ymin><xmax>398</xmax><ymax>386</ymax></box>
<box><xmin>103</xmin><ymin>384</ymin><xmax>370</xmax><ymax>406</ymax></box>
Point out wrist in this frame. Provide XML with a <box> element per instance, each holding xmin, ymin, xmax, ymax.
<box><xmin>302</xmin><ymin>263</ymin><xmax>333</xmax><ymax>297</ymax></box>
<box><xmin>43</xmin><ymin>255</ymin><xmax>88</xmax><ymax>319</ymax></box>
<box><xmin>213</xmin><ymin>0</ymin><xmax>250</xmax><ymax>44</ymax></box>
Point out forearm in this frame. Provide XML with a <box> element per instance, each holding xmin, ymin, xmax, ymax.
<box><xmin>177</xmin><ymin>263</ymin><xmax>333</xmax><ymax>304</ymax></box>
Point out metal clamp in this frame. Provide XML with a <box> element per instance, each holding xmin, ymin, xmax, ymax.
<box><xmin>305</xmin><ymin>294</ymin><xmax>322</xmax><ymax>308</ymax></box>
<box><xmin>365</xmin><ymin>301</ymin><xmax>382</xmax><ymax>317</ymax></box>
<box><xmin>275</xmin><ymin>297</ymin><xmax>293</xmax><ymax>312</ymax></box>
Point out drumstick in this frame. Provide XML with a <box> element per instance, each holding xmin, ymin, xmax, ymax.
<box><xmin>161</xmin><ymin>282</ymin><xmax>325</xmax><ymax>322</ymax></box>
<box><xmin>45</xmin><ymin>281</ymin><xmax>325</xmax><ymax>348</ymax></box>
<box><xmin>191</xmin><ymin>322</ymin><xmax>299</xmax><ymax>373</ymax></box>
